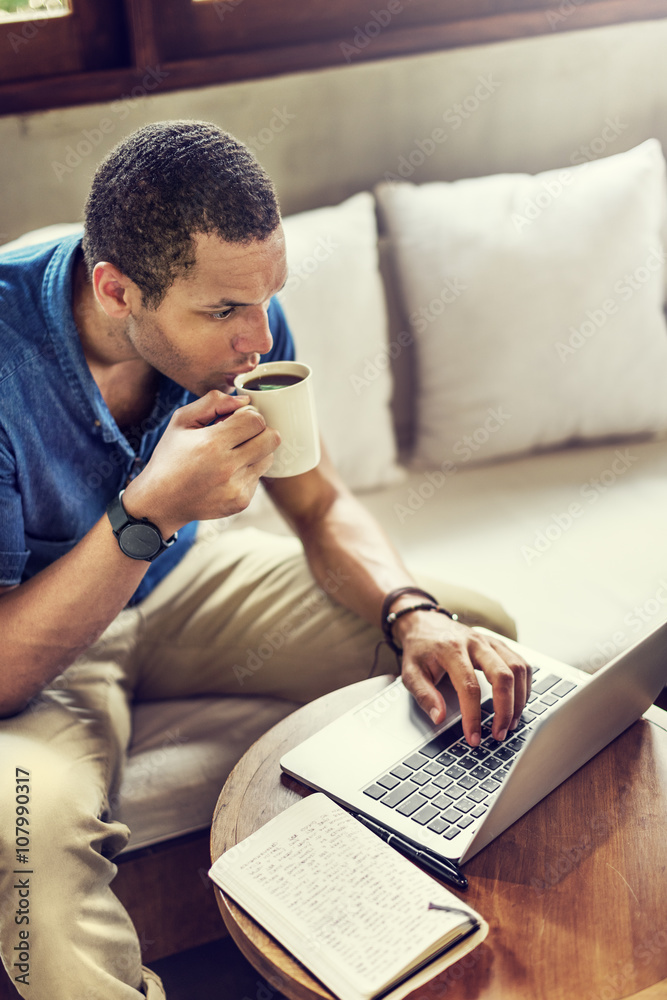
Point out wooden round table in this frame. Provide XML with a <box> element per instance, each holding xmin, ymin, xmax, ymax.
<box><xmin>211</xmin><ymin>676</ymin><xmax>667</xmax><ymax>1000</ymax></box>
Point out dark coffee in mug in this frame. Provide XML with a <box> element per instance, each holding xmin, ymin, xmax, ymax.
<box><xmin>243</xmin><ymin>373</ymin><xmax>304</xmax><ymax>391</ymax></box>
<box><xmin>234</xmin><ymin>361</ymin><xmax>320</xmax><ymax>477</ymax></box>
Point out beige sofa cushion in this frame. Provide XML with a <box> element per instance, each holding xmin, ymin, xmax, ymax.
<box><xmin>376</xmin><ymin>139</ymin><xmax>667</xmax><ymax>469</ymax></box>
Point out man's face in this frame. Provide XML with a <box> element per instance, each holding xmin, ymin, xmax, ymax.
<box><xmin>123</xmin><ymin>226</ymin><xmax>288</xmax><ymax>397</ymax></box>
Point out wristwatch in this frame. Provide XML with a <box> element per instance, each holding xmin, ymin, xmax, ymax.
<box><xmin>106</xmin><ymin>489</ymin><xmax>177</xmax><ymax>562</ymax></box>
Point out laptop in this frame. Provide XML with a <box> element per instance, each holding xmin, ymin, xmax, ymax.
<box><xmin>280</xmin><ymin>622</ymin><xmax>667</xmax><ymax>865</ymax></box>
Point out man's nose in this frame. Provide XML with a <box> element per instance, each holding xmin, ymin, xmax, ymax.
<box><xmin>232</xmin><ymin>305</ymin><xmax>273</xmax><ymax>357</ymax></box>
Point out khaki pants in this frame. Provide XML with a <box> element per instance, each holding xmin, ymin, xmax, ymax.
<box><xmin>0</xmin><ymin>527</ymin><xmax>516</xmax><ymax>999</ymax></box>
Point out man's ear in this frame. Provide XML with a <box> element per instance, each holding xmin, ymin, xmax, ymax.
<box><xmin>92</xmin><ymin>261</ymin><xmax>139</xmax><ymax>319</ymax></box>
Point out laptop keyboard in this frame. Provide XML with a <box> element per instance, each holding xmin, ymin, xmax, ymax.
<box><xmin>362</xmin><ymin>665</ymin><xmax>578</xmax><ymax>842</ymax></box>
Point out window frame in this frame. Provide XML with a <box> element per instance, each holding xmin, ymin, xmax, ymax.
<box><xmin>0</xmin><ymin>0</ymin><xmax>128</xmax><ymax>86</ymax></box>
<box><xmin>1</xmin><ymin>0</ymin><xmax>667</xmax><ymax>116</ymax></box>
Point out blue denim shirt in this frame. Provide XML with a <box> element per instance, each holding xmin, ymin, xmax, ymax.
<box><xmin>0</xmin><ymin>234</ymin><xmax>294</xmax><ymax>605</ymax></box>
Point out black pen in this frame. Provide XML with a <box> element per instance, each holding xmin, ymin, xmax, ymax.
<box><xmin>352</xmin><ymin>812</ymin><xmax>468</xmax><ymax>890</ymax></box>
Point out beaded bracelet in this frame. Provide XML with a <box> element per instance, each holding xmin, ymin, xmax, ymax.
<box><xmin>381</xmin><ymin>586</ymin><xmax>459</xmax><ymax>656</ymax></box>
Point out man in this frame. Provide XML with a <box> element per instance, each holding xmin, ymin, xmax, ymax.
<box><xmin>0</xmin><ymin>120</ymin><xmax>528</xmax><ymax>998</ymax></box>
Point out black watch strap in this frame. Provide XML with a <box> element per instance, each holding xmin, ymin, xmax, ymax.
<box><xmin>106</xmin><ymin>490</ymin><xmax>177</xmax><ymax>563</ymax></box>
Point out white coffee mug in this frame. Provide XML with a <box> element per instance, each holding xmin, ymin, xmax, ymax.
<box><xmin>234</xmin><ymin>361</ymin><xmax>321</xmax><ymax>478</ymax></box>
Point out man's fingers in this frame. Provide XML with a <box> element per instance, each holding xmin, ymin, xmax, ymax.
<box><xmin>399</xmin><ymin>627</ymin><xmax>531</xmax><ymax>750</ymax></box>
<box><xmin>451</xmin><ymin>670</ymin><xmax>482</xmax><ymax>747</ymax></box>
<box><xmin>403</xmin><ymin>642</ymin><xmax>483</xmax><ymax>746</ymax></box>
<box><xmin>508</xmin><ymin>656</ymin><xmax>530</xmax><ymax>730</ymax></box>
<box><xmin>400</xmin><ymin>660</ymin><xmax>447</xmax><ymax>727</ymax></box>
<box><xmin>474</xmin><ymin>645</ymin><xmax>513</xmax><ymax>741</ymax></box>
<box><xmin>486</xmin><ymin>636</ymin><xmax>531</xmax><ymax>730</ymax></box>
<box><xmin>472</xmin><ymin>637</ymin><xmax>530</xmax><ymax>740</ymax></box>
<box><xmin>216</xmin><ymin>405</ymin><xmax>272</xmax><ymax>450</ymax></box>
<box><xmin>175</xmin><ymin>389</ymin><xmax>249</xmax><ymax>428</ymax></box>
<box><xmin>247</xmin><ymin>450</ymin><xmax>275</xmax><ymax>479</ymax></box>
<box><xmin>416</xmin><ymin>641</ymin><xmax>483</xmax><ymax>746</ymax></box>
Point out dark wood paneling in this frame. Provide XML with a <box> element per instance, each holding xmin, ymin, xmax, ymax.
<box><xmin>0</xmin><ymin>0</ymin><xmax>128</xmax><ymax>88</ymax></box>
<box><xmin>0</xmin><ymin>16</ymin><xmax>78</xmax><ymax>85</ymax></box>
<box><xmin>157</xmin><ymin>0</ymin><xmax>667</xmax><ymax>60</ymax></box>
<box><xmin>74</xmin><ymin>0</ymin><xmax>130</xmax><ymax>73</ymax></box>
<box><xmin>1</xmin><ymin>0</ymin><xmax>667</xmax><ymax>115</ymax></box>
<box><xmin>114</xmin><ymin>828</ymin><xmax>227</xmax><ymax>963</ymax></box>
<box><xmin>122</xmin><ymin>0</ymin><xmax>159</xmax><ymax>69</ymax></box>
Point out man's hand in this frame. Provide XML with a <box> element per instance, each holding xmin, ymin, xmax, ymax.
<box><xmin>123</xmin><ymin>390</ymin><xmax>280</xmax><ymax>536</ymax></box>
<box><xmin>259</xmin><ymin>446</ymin><xmax>528</xmax><ymax>744</ymax></box>
<box><xmin>395</xmin><ymin>612</ymin><xmax>531</xmax><ymax>746</ymax></box>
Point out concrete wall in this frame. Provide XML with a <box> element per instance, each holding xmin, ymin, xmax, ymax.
<box><xmin>1</xmin><ymin>16</ymin><xmax>667</xmax><ymax>240</ymax></box>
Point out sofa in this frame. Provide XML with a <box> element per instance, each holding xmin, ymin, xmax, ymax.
<box><xmin>4</xmin><ymin>135</ymin><xmax>667</xmax><ymax>960</ymax></box>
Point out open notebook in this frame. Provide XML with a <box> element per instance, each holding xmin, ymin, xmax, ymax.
<box><xmin>209</xmin><ymin>792</ymin><xmax>488</xmax><ymax>1000</ymax></box>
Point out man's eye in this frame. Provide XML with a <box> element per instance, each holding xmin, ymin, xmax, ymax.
<box><xmin>210</xmin><ymin>308</ymin><xmax>235</xmax><ymax>320</ymax></box>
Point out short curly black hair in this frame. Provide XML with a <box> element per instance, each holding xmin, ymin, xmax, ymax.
<box><xmin>82</xmin><ymin>120</ymin><xmax>281</xmax><ymax>309</ymax></box>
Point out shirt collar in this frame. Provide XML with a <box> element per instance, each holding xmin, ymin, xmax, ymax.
<box><xmin>41</xmin><ymin>234</ymin><xmax>188</xmax><ymax>449</ymax></box>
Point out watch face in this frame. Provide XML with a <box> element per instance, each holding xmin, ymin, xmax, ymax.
<box><xmin>119</xmin><ymin>523</ymin><xmax>162</xmax><ymax>560</ymax></box>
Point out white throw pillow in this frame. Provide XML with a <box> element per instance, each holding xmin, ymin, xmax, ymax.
<box><xmin>376</xmin><ymin>139</ymin><xmax>667</xmax><ymax>469</ymax></box>
<box><xmin>278</xmin><ymin>192</ymin><xmax>402</xmax><ymax>491</ymax></box>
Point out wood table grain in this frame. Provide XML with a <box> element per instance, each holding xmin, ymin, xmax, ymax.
<box><xmin>210</xmin><ymin>676</ymin><xmax>667</xmax><ymax>1000</ymax></box>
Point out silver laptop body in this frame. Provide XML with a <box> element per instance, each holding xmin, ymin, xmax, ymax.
<box><xmin>280</xmin><ymin>623</ymin><xmax>667</xmax><ymax>864</ymax></box>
